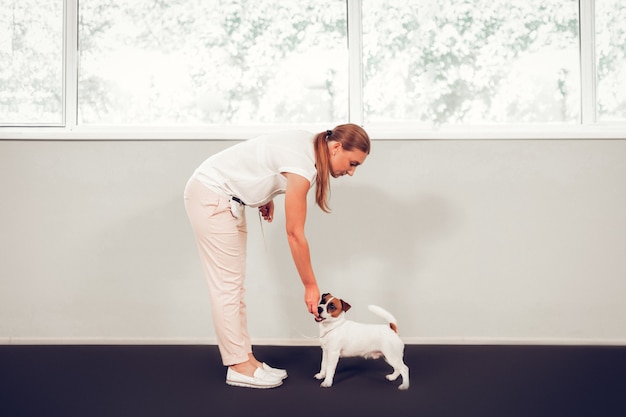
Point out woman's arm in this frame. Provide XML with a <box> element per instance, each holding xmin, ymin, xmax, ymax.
<box><xmin>283</xmin><ymin>172</ymin><xmax>320</xmax><ymax>317</ymax></box>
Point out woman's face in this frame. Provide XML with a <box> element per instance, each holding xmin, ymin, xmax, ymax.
<box><xmin>328</xmin><ymin>141</ymin><xmax>368</xmax><ymax>178</ymax></box>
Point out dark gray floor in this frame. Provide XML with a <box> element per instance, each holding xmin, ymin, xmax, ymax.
<box><xmin>1</xmin><ymin>344</ymin><xmax>624</xmax><ymax>417</ymax></box>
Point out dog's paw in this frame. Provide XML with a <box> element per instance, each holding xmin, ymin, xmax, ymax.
<box><xmin>386</xmin><ymin>373</ymin><xmax>399</xmax><ymax>382</ymax></box>
<box><xmin>398</xmin><ymin>382</ymin><xmax>410</xmax><ymax>390</ymax></box>
<box><xmin>320</xmin><ymin>380</ymin><xmax>333</xmax><ymax>388</ymax></box>
<box><xmin>314</xmin><ymin>372</ymin><xmax>325</xmax><ymax>380</ymax></box>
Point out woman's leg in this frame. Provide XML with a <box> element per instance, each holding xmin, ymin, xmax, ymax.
<box><xmin>184</xmin><ymin>178</ymin><xmax>251</xmax><ymax>367</ymax></box>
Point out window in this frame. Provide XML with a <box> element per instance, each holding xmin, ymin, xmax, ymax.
<box><xmin>0</xmin><ymin>0</ymin><xmax>624</xmax><ymax>137</ymax></box>
<box><xmin>362</xmin><ymin>0</ymin><xmax>580</xmax><ymax>125</ymax></box>
<box><xmin>78</xmin><ymin>0</ymin><xmax>347</xmax><ymax>125</ymax></box>
<box><xmin>0</xmin><ymin>1</ymin><xmax>63</xmax><ymax>125</ymax></box>
<box><xmin>596</xmin><ymin>0</ymin><xmax>626</xmax><ymax>122</ymax></box>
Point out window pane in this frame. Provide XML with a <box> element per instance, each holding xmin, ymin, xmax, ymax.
<box><xmin>78</xmin><ymin>0</ymin><xmax>347</xmax><ymax>125</ymax></box>
<box><xmin>0</xmin><ymin>0</ymin><xmax>63</xmax><ymax>125</ymax></box>
<box><xmin>362</xmin><ymin>0</ymin><xmax>580</xmax><ymax>126</ymax></box>
<box><xmin>596</xmin><ymin>0</ymin><xmax>626</xmax><ymax>122</ymax></box>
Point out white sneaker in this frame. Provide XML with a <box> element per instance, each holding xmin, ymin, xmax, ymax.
<box><xmin>226</xmin><ymin>367</ymin><xmax>283</xmax><ymax>389</ymax></box>
<box><xmin>262</xmin><ymin>363</ymin><xmax>288</xmax><ymax>380</ymax></box>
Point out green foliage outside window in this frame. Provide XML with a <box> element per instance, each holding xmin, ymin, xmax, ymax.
<box><xmin>0</xmin><ymin>0</ymin><xmax>624</xmax><ymax>127</ymax></box>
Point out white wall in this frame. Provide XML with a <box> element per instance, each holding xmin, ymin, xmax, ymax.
<box><xmin>1</xmin><ymin>138</ymin><xmax>625</xmax><ymax>345</ymax></box>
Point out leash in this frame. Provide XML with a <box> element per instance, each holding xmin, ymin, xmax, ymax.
<box><xmin>257</xmin><ymin>208</ymin><xmax>319</xmax><ymax>342</ymax></box>
<box><xmin>257</xmin><ymin>210</ymin><xmax>270</xmax><ymax>256</ymax></box>
<box><xmin>293</xmin><ymin>329</ymin><xmax>319</xmax><ymax>340</ymax></box>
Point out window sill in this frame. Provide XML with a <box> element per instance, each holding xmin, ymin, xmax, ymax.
<box><xmin>0</xmin><ymin>123</ymin><xmax>624</xmax><ymax>141</ymax></box>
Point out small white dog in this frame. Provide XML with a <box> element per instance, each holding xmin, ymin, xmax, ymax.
<box><xmin>314</xmin><ymin>293</ymin><xmax>410</xmax><ymax>390</ymax></box>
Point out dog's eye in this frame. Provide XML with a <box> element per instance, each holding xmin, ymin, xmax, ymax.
<box><xmin>328</xmin><ymin>304</ymin><xmax>336</xmax><ymax>311</ymax></box>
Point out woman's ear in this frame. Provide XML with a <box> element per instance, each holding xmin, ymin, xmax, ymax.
<box><xmin>330</xmin><ymin>141</ymin><xmax>342</xmax><ymax>153</ymax></box>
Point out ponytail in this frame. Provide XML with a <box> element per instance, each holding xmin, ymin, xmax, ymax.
<box><xmin>314</xmin><ymin>131</ymin><xmax>332</xmax><ymax>213</ymax></box>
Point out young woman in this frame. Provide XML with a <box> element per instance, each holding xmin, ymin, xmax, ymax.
<box><xmin>184</xmin><ymin>123</ymin><xmax>370</xmax><ymax>388</ymax></box>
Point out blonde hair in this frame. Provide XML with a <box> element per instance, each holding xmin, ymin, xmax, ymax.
<box><xmin>313</xmin><ymin>123</ymin><xmax>371</xmax><ymax>213</ymax></box>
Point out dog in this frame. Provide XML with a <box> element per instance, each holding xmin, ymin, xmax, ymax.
<box><xmin>314</xmin><ymin>293</ymin><xmax>409</xmax><ymax>390</ymax></box>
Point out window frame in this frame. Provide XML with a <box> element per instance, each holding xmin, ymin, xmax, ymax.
<box><xmin>0</xmin><ymin>0</ymin><xmax>624</xmax><ymax>140</ymax></box>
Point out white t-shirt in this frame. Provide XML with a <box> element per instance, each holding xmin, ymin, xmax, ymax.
<box><xmin>192</xmin><ymin>130</ymin><xmax>317</xmax><ymax>207</ymax></box>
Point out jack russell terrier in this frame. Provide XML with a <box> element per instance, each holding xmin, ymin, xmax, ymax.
<box><xmin>314</xmin><ymin>293</ymin><xmax>410</xmax><ymax>390</ymax></box>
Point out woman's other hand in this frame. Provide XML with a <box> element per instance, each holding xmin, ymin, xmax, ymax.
<box><xmin>258</xmin><ymin>201</ymin><xmax>274</xmax><ymax>222</ymax></box>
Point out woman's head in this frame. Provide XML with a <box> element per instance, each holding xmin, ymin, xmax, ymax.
<box><xmin>313</xmin><ymin>123</ymin><xmax>371</xmax><ymax>213</ymax></box>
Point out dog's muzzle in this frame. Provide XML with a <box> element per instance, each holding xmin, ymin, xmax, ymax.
<box><xmin>315</xmin><ymin>305</ymin><xmax>325</xmax><ymax>322</ymax></box>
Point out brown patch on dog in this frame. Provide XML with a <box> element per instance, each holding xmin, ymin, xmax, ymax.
<box><xmin>390</xmin><ymin>323</ymin><xmax>399</xmax><ymax>334</ymax></box>
<box><xmin>320</xmin><ymin>293</ymin><xmax>352</xmax><ymax>317</ymax></box>
<box><xmin>328</xmin><ymin>299</ymin><xmax>343</xmax><ymax>318</ymax></box>
<box><xmin>321</xmin><ymin>293</ymin><xmax>333</xmax><ymax>304</ymax></box>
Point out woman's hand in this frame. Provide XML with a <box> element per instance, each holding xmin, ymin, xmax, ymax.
<box><xmin>305</xmin><ymin>285</ymin><xmax>320</xmax><ymax>318</ymax></box>
<box><xmin>258</xmin><ymin>201</ymin><xmax>274</xmax><ymax>222</ymax></box>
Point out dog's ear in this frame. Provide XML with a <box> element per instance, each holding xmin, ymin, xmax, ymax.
<box><xmin>320</xmin><ymin>293</ymin><xmax>330</xmax><ymax>304</ymax></box>
<box><xmin>341</xmin><ymin>300</ymin><xmax>351</xmax><ymax>312</ymax></box>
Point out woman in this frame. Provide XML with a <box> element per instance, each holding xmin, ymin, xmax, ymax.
<box><xmin>184</xmin><ymin>123</ymin><xmax>370</xmax><ymax>388</ymax></box>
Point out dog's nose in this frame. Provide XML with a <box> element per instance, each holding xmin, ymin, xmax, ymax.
<box><xmin>317</xmin><ymin>306</ymin><xmax>323</xmax><ymax>315</ymax></box>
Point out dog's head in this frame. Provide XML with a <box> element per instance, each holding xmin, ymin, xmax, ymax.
<box><xmin>315</xmin><ymin>293</ymin><xmax>351</xmax><ymax>323</ymax></box>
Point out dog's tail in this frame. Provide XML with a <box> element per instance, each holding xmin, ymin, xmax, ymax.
<box><xmin>368</xmin><ymin>305</ymin><xmax>399</xmax><ymax>334</ymax></box>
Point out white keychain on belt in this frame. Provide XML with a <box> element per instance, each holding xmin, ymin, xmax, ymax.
<box><xmin>230</xmin><ymin>197</ymin><xmax>244</xmax><ymax>219</ymax></box>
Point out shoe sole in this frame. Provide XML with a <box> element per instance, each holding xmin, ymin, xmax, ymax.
<box><xmin>226</xmin><ymin>379</ymin><xmax>283</xmax><ymax>389</ymax></box>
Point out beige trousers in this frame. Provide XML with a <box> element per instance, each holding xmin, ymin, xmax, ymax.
<box><xmin>184</xmin><ymin>177</ymin><xmax>250</xmax><ymax>366</ymax></box>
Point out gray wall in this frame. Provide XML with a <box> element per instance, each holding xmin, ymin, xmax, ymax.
<box><xmin>1</xmin><ymin>138</ymin><xmax>625</xmax><ymax>344</ymax></box>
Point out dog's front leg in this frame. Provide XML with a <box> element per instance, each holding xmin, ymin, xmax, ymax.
<box><xmin>320</xmin><ymin>350</ymin><xmax>340</xmax><ymax>388</ymax></box>
<box><xmin>314</xmin><ymin>348</ymin><xmax>328</xmax><ymax>380</ymax></box>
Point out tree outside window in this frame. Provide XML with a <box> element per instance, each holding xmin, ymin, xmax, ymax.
<box><xmin>0</xmin><ymin>0</ymin><xmax>624</xmax><ymax>128</ymax></box>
